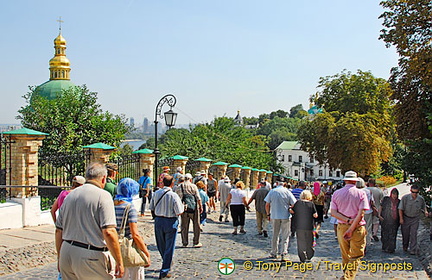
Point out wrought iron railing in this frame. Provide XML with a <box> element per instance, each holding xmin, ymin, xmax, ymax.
<box><xmin>112</xmin><ymin>153</ymin><xmax>141</xmax><ymax>181</ymax></box>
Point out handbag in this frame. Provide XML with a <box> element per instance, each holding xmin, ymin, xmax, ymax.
<box><xmin>119</xmin><ymin>204</ymin><xmax>150</xmax><ymax>267</ymax></box>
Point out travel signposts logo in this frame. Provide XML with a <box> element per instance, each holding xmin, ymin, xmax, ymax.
<box><xmin>218</xmin><ymin>258</ymin><xmax>235</xmax><ymax>275</ymax></box>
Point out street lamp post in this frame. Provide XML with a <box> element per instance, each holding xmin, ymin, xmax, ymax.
<box><xmin>154</xmin><ymin>94</ymin><xmax>177</xmax><ymax>190</ymax></box>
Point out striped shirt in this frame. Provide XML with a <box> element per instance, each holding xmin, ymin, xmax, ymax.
<box><xmin>290</xmin><ymin>188</ymin><xmax>304</xmax><ymax>200</ymax></box>
<box><xmin>114</xmin><ymin>202</ymin><xmax>138</xmax><ymax>239</ymax></box>
<box><xmin>149</xmin><ymin>187</ymin><xmax>184</xmax><ymax>218</ymax></box>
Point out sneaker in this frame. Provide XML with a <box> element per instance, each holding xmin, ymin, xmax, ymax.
<box><xmin>193</xmin><ymin>243</ymin><xmax>203</xmax><ymax>248</ymax></box>
<box><xmin>232</xmin><ymin>231</ymin><xmax>238</xmax><ymax>235</ymax></box>
<box><xmin>263</xmin><ymin>231</ymin><xmax>268</xmax><ymax>238</ymax></box>
<box><xmin>239</xmin><ymin>229</ymin><xmax>246</xmax><ymax>234</ymax></box>
<box><xmin>372</xmin><ymin>235</ymin><xmax>379</xmax><ymax>242</ymax></box>
<box><xmin>219</xmin><ymin>215</ymin><xmax>223</xmax><ymax>222</ymax></box>
<box><xmin>159</xmin><ymin>273</ymin><xmax>172</xmax><ymax>279</ymax></box>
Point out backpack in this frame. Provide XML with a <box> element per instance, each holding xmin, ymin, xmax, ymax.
<box><xmin>207</xmin><ymin>180</ymin><xmax>216</xmax><ymax>195</ymax></box>
<box><xmin>181</xmin><ymin>185</ymin><xmax>197</xmax><ymax>213</ymax></box>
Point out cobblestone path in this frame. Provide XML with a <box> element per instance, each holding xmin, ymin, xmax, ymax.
<box><xmin>0</xmin><ymin>209</ymin><xmax>429</xmax><ymax>279</ymax></box>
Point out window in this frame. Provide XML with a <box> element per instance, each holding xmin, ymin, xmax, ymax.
<box><xmin>299</xmin><ymin>156</ymin><xmax>303</xmax><ymax>163</ymax></box>
<box><xmin>294</xmin><ymin>170</ymin><xmax>299</xmax><ymax>177</ymax></box>
<box><xmin>310</xmin><ymin>170</ymin><xmax>314</xmax><ymax>176</ymax></box>
<box><xmin>288</xmin><ymin>155</ymin><xmax>292</xmax><ymax>162</ymax></box>
<box><xmin>319</xmin><ymin>170</ymin><xmax>323</xmax><ymax>177</ymax></box>
<box><xmin>310</xmin><ymin>156</ymin><xmax>314</xmax><ymax>163</ymax></box>
<box><xmin>281</xmin><ymin>155</ymin><xmax>285</xmax><ymax>162</ymax></box>
<box><xmin>329</xmin><ymin>170</ymin><xmax>333</xmax><ymax>177</ymax></box>
<box><xmin>336</xmin><ymin>171</ymin><xmax>341</xmax><ymax>178</ymax></box>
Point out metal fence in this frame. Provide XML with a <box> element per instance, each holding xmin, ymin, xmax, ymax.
<box><xmin>112</xmin><ymin>153</ymin><xmax>141</xmax><ymax>181</ymax></box>
<box><xmin>0</xmin><ymin>135</ymin><xmax>13</xmax><ymax>186</ymax></box>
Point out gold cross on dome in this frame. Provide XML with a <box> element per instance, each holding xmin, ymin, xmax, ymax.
<box><xmin>57</xmin><ymin>16</ymin><xmax>64</xmax><ymax>32</ymax></box>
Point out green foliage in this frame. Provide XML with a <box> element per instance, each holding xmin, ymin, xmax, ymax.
<box><xmin>289</xmin><ymin>104</ymin><xmax>307</xmax><ymax>119</ymax></box>
<box><xmin>17</xmin><ymin>85</ymin><xmax>130</xmax><ymax>177</ymax></box>
<box><xmin>379</xmin><ymin>0</ymin><xmax>432</xmax><ymax>189</ymax></box>
<box><xmin>298</xmin><ymin>70</ymin><xmax>394</xmax><ymax>176</ymax></box>
<box><xmin>159</xmin><ymin>117</ymin><xmax>273</xmax><ymax>169</ymax></box>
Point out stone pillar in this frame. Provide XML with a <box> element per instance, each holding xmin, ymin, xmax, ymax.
<box><xmin>197</xmin><ymin>161</ymin><xmax>212</xmax><ymax>175</ymax></box>
<box><xmin>134</xmin><ymin>149</ymin><xmax>155</xmax><ymax>178</ymax></box>
<box><xmin>266</xmin><ymin>172</ymin><xmax>273</xmax><ymax>186</ymax></box>
<box><xmin>3</xmin><ymin>128</ymin><xmax>47</xmax><ymax>197</ymax></box>
<box><xmin>241</xmin><ymin>167</ymin><xmax>252</xmax><ymax>189</ymax></box>
<box><xmin>258</xmin><ymin>170</ymin><xmax>267</xmax><ymax>182</ymax></box>
<box><xmin>213</xmin><ymin>164</ymin><xmax>228</xmax><ymax>180</ymax></box>
<box><xmin>251</xmin><ymin>169</ymin><xmax>259</xmax><ymax>189</ymax></box>
<box><xmin>171</xmin><ymin>159</ymin><xmax>187</xmax><ymax>175</ymax></box>
<box><xmin>83</xmin><ymin>143</ymin><xmax>116</xmax><ymax>164</ymax></box>
<box><xmin>229</xmin><ymin>165</ymin><xmax>242</xmax><ymax>181</ymax></box>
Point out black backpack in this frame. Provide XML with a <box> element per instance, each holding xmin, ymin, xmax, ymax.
<box><xmin>181</xmin><ymin>185</ymin><xmax>197</xmax><ymax>213</ymax></box>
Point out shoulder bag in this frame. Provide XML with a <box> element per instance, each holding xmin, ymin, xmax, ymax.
<box><xmin>119</xmin><ymin>204</ymin><xmax>150</xmax><ymax>267</ymax></box>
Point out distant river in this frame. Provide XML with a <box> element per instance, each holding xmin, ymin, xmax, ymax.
<box><xmin>121</xmin><ymin>140</ymin><xmax>146</xmax><ymax>151</ymax></box>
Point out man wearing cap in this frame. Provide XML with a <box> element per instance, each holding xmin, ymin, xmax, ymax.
<box><xmin>218</xmin><ymin>176</ymin><xmax>232</xmax><ymax>222</ymax></box>
<box><xmin>399</xmin><ymin>184</ymin><xmax>428</xmax><ymax>255</ymax></box>
<box><xmin>157</xmin><ymin>166</ymin><xmax>171</xmax><ymax>191</ymax></box>
<box><xmin>264</xmin><ymin>178</ymin><xmax>296</xmax><ymax>261</ymax></box>
<box><xmin>55</xmin><ymin>162</ymin><xmax>124</xmax><ymax>279</ymax></box>
<box><xmin>331</xmin><ymin>171</ymin><xmax>369</xmax><ymax>280</ymax></box>
<box><xmin>173</xmin><ymin>166</ymin><xmax>184</xmax><ymax>187</ymax></box>
<box><xmin>104</xmin><ymin>163</ymin><xmax>118</xmax><ymax>198</ymax></box>
<box><xmin>175</xmin><ymin>173</ymin><xmax>203</xmax><ymax>248</ymax></box>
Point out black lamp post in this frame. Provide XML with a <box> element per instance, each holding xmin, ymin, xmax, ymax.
<box><xmin>154</xmin><ymin>94</ymin><xmax>177</xmax><ymax>190</ymax></box>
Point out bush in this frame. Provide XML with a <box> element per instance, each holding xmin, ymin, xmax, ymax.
<box><xmin>376</xmin><ymin>176</ymin><xmax>398</xmax><ymax>187</ymax></box>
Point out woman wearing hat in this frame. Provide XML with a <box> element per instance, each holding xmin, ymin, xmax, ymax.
<box><xmin>114</xmin><ymin>178</ymin><xmax>151</xmax><ymax>279</ymax></box>
<box><xmin>138</xmin><ymin>169</ymin><xmax>153</xmax><ymax>217</ymax></box>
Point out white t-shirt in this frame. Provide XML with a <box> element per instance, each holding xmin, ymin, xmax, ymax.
<box><xmin>230</xmin><ymin>188</ymin><xmax>246</xmax><ymax>205</ymax></box>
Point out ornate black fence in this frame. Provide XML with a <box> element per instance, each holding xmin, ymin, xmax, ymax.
<box><xmin>112</xmin><ymin>153</ymin><xmax>141</xmax><ymax>181</ymax></box>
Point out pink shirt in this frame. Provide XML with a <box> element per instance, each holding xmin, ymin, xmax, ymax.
<box><xmin>57</xmin><ymin>190</ymin><xmax>72</xmax><ymax>209</ymax></box>
<box><xmin>330</xmin><ymin>184</ymin><xmax>369</xmax><ymax>226</ymax></box>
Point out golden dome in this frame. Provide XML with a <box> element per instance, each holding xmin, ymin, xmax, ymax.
<box><xmin>49</xmin><ymin>55</ymin><xmax>70</xmax><ymax>67</ymax></box>
<box><xmin>54</xmin><ymin>34</ymin><xmax>67</xmax><ymax>45</ymax></box>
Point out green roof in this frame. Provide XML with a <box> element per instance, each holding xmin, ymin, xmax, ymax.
<box><xmin>275</xmin><ymin>141</ymin><xmax>299</xmax><ymax>150</ymax></box>
<box><xmin>34</xmin><ymin>80</ymin><xmax>76</xmax><ymax>100</ymax></box>
<box><xmin>259</xmin><ymin>169</ymin><xmax>267</xmax><ymax>172</ymax></box>
<box><xmin>252</xmin><ymin>168</ymin><xmax>260</xmax><ymax>171</ymax></box>
<box><xmin>2</xmin><ymin>128</ymin><xmax>48</xmax><ymax>136</ymax></box>
<box><xmin>82</xmin><ymin>143</ymin><xmax>116</xmax><ymax>150</ymax></box>
<box><xmin>194</xmin><ymin>157</ymin><xmax>212</xmax><ymax>162</ymax></box>
<box><xmin>213</xmin><ymin>161</ymin><xmax>228</xmax><ymax>166</ymax></box>
<box><xmin>266</xmin><ymin>170</ymin><xmax>273</xmax><ymax>174</ymax></box>
<box><xmin>241</xmin><ymin>166</ymin><xmax>252</xmax><ymax>170</ymax></box>
<box><xmin>133</xmin><ymin>148</ymin><xmax>154</xmax><ymax>154</ymax></box>
<box><xmin>171</xmin><ymin>155</ymin><xmax>188</xmax><ymax>160</ymax></box>
<box><xmin>228</xmin><ymin>164</ymin><xmax>242</xmax><ymax>168</ymax></box>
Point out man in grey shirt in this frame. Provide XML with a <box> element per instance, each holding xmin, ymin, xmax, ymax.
<box><xmin>248</xmin><ymin>181</ymin><xmax>270</xmax><ymax>237</ymax></box>
<box><xmin>366</xmin><ymin>178</ymin><xmax>384</xmax><ymax>241</ymax></box>
<box><xmin>218</xmin><ymin>176</ymin><xmax>232</xmax><ymax>222</ymax></box>
<box><xmin>55</xmin><ymin>162</ymin><xmax>124</xmax><ymax>279</ymax></box>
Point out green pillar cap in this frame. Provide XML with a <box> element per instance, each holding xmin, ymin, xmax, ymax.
<box><xmin>171</xmin><ymin>155</ymin><xmax>189</xmax><ymax>160</ymax></box>
<box><xmin>213</xmin><ymin>161</ymin><xmax>228</xmax><ymax>166</ymax></box>
<box><xmin>194</xmin><ymin>157</ymin><xmax>213</xmax><ymax>162</ymax></box>
<box><xmin>228</xmin><ymin>164</ymin><xmax>242</xmax><ymax>168</ymax></box>
<box><xmin>266</xmin><ymin>170</ymin><xmax>273</xmax><ymax>174</ymax></box>
<box><xmin>133</xmin><ymin>148</ymin><xmax>154</xmax><ymax>154</ymax></box>
<box><xmin>82</xmin><ymin>143</ymin><xmax>116</xmax><ymax>150</ymax></box>
<box><xmin>251</xmin><ymin>168</ymin><xmax>260</xmax><ymax>171</ymax></box>
<box><xmin>241</xmin><ymin>166</ymin><xmax>252</xmax><ymax>170</ymax></box>
<box><xmin>2</xmin><ymin>128</ymin><xmax>48</xmax><ymax>135</ymax></box>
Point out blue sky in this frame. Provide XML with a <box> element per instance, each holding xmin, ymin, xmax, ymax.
<box><xmin>0</xmin><ymin>0</ymin><xmax>398</xmax><ymax>126</ymax></box>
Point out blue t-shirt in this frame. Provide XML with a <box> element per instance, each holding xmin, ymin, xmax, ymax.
<box><xmin>115</xmin><ymin>202</ymin><xmax>138</xmax><ymax>239</ymax></box>
<box><xmin>138</xmin><ymin>176</ymin><xmax>152</xmax><ymax>190</ymax></box>
<box><xmin>264</xmin><ymin>186</ymin><xmax>297</xmax><ymax>219</ymax></box>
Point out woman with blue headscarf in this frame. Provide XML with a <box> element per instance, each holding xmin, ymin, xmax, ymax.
<box><xmin>114</xmin><ymin>178</ymin><xmax>151</xmax><ymax>279</ymax></box>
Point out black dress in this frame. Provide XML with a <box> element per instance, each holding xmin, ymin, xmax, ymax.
<box><xmin>292</xmin><ymin>200</ymin><xmax>317</xmax><ymax>262</ymax></box>
<box><xmin>380</xmin><ymin>196</ymin><xmax>400</xmax><ymax>253</ymax></box>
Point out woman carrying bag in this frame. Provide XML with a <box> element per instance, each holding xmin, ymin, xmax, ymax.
<box><xmin>114</xmin><ymin>178</ymin><xmax>151</xmax><ymax>280</ymax></box>
<box><xmin>138</xmin><ymin>169</ymin><xmax>153</xmax><ymax>216</ymax></box>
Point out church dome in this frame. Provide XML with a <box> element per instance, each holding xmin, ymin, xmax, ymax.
<box><xmin>54</xmin><ymin>34</ymin><xmax>67</xmax><ymax>45</ymax></box>
<box><xmin>34</xmin><ymin>80</ymin><xmax>75</xmax><ymax>100</ymax></box>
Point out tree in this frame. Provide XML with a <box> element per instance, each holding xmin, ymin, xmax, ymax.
<box><xmin>159</xmin><ymin>117</ymin><xmax>274</xmax><ymax>169</ymax></box>
<box><xmin>298</xmin><ymin>70</ymin><xmax>394</xmax><ymax>176</ymax></box>
<box><xmin>269</xmin><ymin>110</ymin><xmax>288</xmax><ymax>119</ymax></box>
<box><xmin>17</xmin><ymin>85</ymin><xmax>129</xmax><ymax>177</ymax></box>
<box><xmin>289</xmin><ymin>104</ymin><xmax>307</xmax><ymax>119</ymax></box>
<box><xmin>379</xmin><ymin>0</ymin><xmax>432</xmax><ymax>189</ymax></box>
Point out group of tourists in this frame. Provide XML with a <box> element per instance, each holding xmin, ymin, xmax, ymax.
<box><xmin>50</xmin><ymin>163</ymin><xmax>429</xmax><ymax>280</ymax></box>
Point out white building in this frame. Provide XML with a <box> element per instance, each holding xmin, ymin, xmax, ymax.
<box><xmin>275</xmin><ymin>141</ymin><xmax>343</xmax><ymax>182</ymax></box>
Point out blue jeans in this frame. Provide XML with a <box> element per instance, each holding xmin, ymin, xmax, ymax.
<box><xmin>155</xmin><ymin>216</ymin><xmax>179</xmax><ymax>277</ymax></box>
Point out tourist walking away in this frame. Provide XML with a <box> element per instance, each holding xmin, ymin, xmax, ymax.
<box><xmin>55</xmin><ymin>162</ymin><xmax>124</xmax><ymax>279</ymax></box>
<box><xmin>356</xmin><ymin>178</ymin><xmax>375</xmax><ymax>249</ymax></box>
<box><xmin>114</xmin><ymin>178</ymin><xmax>151</xmax><ymax>279</ymax></box>
<box><xmin>291</xmin><ymin>190</ymin><xmax>317</xmax><ymax>262</ymax></box>
<box><xmin>207</xmin><ymin>173</ymin><xmax>218</xmax><ymax>213</ymax></box>
<box><xmin>247</xmin><ymin>180</ymin><xmax>270</xmax><ymax>237</ymax></box>
<box><xmin>366</xmin><ymin>178</ymin><xmax>384</xmax><ymax>242</ymax></box>
<box><xmin>331</xmin><ymin>171</ymin><xmax>369</xmax><ymax>280</ymax></box>
<box><xmin>265</xmin><ymin>178</ymin><xmax>297</xmax><ymax>261</ymax></box>
<box><xmin>312</xmin><ymin>181</ymin><xmax>325</xmax><ymax>238</ymax></box>
<box><xmin>104</xmin><ymin>163</ymin><xmax>118</xmax><ymax>197</ymax></box>
<box><xmin>175</xmin><ymin>173</ymin><xmax>203</xmax><ymax>248</ymax></box>
<box><xmin>51</xmin><ymin>175</ymin><xmax>85</xmax><ymax>223</ymax></box>
<box><xmin>226</xmin><ymin>181</ymin><xmax>248</xmax><ymax>235</ymax></box>
<box><xmin>173</xmin><ymin>166</ymin><xmax>183</xmax><ymax>187</ymax></box>
<box><xmin>323</xmin><ymin>181</ymin><xmax>332</xmax><ymax>219</ymax></box>
<box><xmin>399</xmin><ymin>184</ymin><xmax>428</xmax><ymax>255</ymax></box>
<box><xmin>290</xmin><ymin>181</ymin><xmax>306</xmax><ymax>237</ymax></box>
<box><xmin>196</xmin><ymin>181</ymin><xmax>209</xmax><ymax>231</ymax></box>
<box><xmin>138</xmin><ymin>168</ymin><xmax>153</xmax><ymax>216</ymax></box>
<box><xmin>149</xmin><ymin>175</ymin><xmax>184</xmax><ymax>279</ymax></box>
<box><xmin>378</xmin><ymin>188</ymin><xmax>400</xmax><ymax>253</ymax></box>
<box><xmin>218</xmin><ymin>176</ymin><xmax>232</xmax><ymax>222</ymax></box>
<box><xmin>157</xmin><ymin>166</ymin><xmax>171</xmax><ymax>191</ymax></box>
